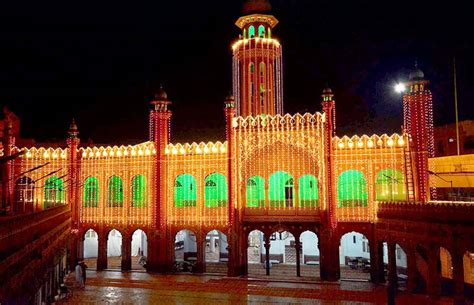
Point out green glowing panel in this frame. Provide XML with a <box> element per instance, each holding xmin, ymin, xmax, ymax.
<box><xmin>107</xmin><ymin>176</ymin><xmax>124</xmax><ymax>207</ymax></box>
<box><xmin>246</xmin><ymin>176</ymin><xmax>265</xmax><ymax>208</ymax></box>
<box><xmin>258</xmin><ymin>25</ymin><xmax>265</xmax><ymax>37</ymax></box>
<box><xmin>204</xmin><ymin>173</ymin><xmax>228</xmax><ymax>207</ymax></box>
<box><xmin>174</xmin><ymin>174</ymin><xmax>197</xmax><ymax>207</ymax></box>
<box><xmin>298</xmin><ymin>175</ymin><xmax>319</xmax><ymax>208</ymax></box>
<box><xmin>375</xmin><ymin>169</ymin><xmax>406</xmax><ymax>201</ymax></box>
<box><xmin>83</xmin><ymin>176</ymin><xmax>98</xmax><ymax>208</ymax></box>
<box><xmin>269</xmin><ymin>171</ymin><xmax>294</xmax><ymax>208</ymax></box>
<box><xmin>132</xmin><ymin>175</ymin><xmax>146</xmax><ymax>207</ymax></box>
<box><xmin>44</xmin><ymin>176</ymin><xmax>65</xmax><ymax>209</ymax></box>
<box><xmin>337</xmin><ymin>170</ymin><xmax>368</xmax><ymax>207</ymax></box>
<box><xmin>249</xmin><ymin>25</ymin><xmax>255</xmax><ymax>38</ymax></box>
<box><xmin>268</xmin><ymin>28</ymin><xmax>271</xmax><ymax>38</ymax></box>
<box><xmin>243</xmin><ymin>29</ymin><xmax>247</xmax><ymax>39</ymax></box>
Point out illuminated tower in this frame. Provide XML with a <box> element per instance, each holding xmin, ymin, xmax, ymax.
<box><xmin>232</xmin><ymin>0</ymin><xmax>283</xmax><ymax>117</ymax></box>
<box><xmin>67</xmin><ymin>119</ymin><xmax>80</xmax><ymax>270</ymax></box>
<box><xmin>403</xmin><ymin>65</ymin><xmax>434</xmax><ymax>202</ymax></box>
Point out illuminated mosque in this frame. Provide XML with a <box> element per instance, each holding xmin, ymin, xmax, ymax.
<box><xmin>2</xmin><ymin>0</ymin><xmax>474</xmax><ymax>302</ymax></box>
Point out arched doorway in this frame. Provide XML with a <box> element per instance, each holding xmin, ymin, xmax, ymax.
<box><xmin>107</xmin><ymin>229</ymin><xmax>122</xmax><ymax>270</ymax></box>
<box><xmin>204</xmin><ymin>230</ymin><xmax>228</xmax><ymax>274</ymax></box>
<box><xmin>83</xmin><ymin>229</ymin><xmax>98</xmax><ymax>270</ymax></box>
<box><xmin>339</xmin><ymin>232</ymin><xmax>371</xmax><ymax>280</ymax></box>
<box><xmin>268</xmin><ymin>231</ymin><xmax>296</xmax><ymax>278</ymax></box>
<box><xmin>247</xmin><ymin>230</ymin><xmax>264</xmax><ymax>277</ymax></box>
<box><xmin>300</xmin><ymin>231</ymin><xmax>319</xmax><ymax>278</ymax></box>
<box><xmin>464</xmin><ymin>251</ymin><xmax>474</xmax><ymax>289</ymax></box>
<box><xmin>131</xmin><ymin>229</ymin><xmax>147</xmax><ymax>270</ymax></box>
<box><xmin>174</xmin><ymin>229</ymin><xmax>197</xmax><ymax>272</ymax></box>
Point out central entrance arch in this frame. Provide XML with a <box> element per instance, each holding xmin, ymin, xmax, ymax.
<box><xmin>204</xmin><ymin>230</ymin><xmax>228</xmax><ymax>274</ymax></box>
<box><xmin>339</xmin><ymin>231</ymin><xmax>371</xmax><ymax>281</ymax></box>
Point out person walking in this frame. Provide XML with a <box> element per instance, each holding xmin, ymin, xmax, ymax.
<box><xmin>75</xmin><ymin>262</ymin><xmax>84</xmax><ymax>288</ymax></box>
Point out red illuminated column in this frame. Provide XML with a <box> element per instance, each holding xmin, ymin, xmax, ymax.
<box><xmin>147</xmin><ymin>87</ymin><xmax>172</xmax><ymax>272</ymax></box>
<box><xmin>1</xmin><ymin>119</ymin><xmax>15</xmax><ymax>215</ymax></box>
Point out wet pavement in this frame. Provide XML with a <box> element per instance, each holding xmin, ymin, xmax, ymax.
<box><xmin>58</xmin><ymin>270</ymin><xmax>456</xmax><ymax>305</ymax></box>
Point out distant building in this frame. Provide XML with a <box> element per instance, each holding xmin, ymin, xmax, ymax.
<box><xmin>434</xmin><ymin>120</ymin><xmax>474</xmax><ymax>156</ymax></box>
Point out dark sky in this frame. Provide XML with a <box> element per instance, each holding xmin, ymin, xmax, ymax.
<box><xmin>0</xmin><ymin>0</ymin><xmax>472</xmax><ymax>144</ymax></box>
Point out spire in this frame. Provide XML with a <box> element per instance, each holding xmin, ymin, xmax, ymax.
<box><xmin>243</xmin><ymin>0</ymin><xmax>272</xmax><ymax>15</ymax></box>
<box><xmin>151</xmin><ymin>85</ymin><xmax>171</xmax><ymax>112</ymax></box>
<box><xmin>68</xmin><ymin>118</ymin><xmax>79</xmax><ymax>138</ymax></box>
<box><xmin>409</xmin><ymin>61</ymin><xmax>425</xmax><ymax>81</ymax></box>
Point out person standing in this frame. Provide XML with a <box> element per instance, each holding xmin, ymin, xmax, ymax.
<box><xmin>75</xmin><ymin>262</ymin><xmax>84</xmax><ymax>288</ymax></box>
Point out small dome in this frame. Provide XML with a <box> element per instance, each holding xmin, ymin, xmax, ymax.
<box><xmin>69</xmin><ymin>119</ymin><xmax>78</xmax><ymax>132</ymax></box>
<box><xmin>225</xmin><ymin>94</ymin><xmax>235</xmax><ymax>101</ymax></box>
<box><xmin>243</xmin><ymin>0</ymin><xmax>272</xmax><ymax>15</ymax></box>
<box><xmin>322</xmin><ymin>87</ymin><xmax>332</xmax><ymax>94</ymax></box>
<box><xmin>154</xmin><ymin>85</ymin><xmax>168</xmax><ymax>101</ymax></box>
<box><xmin>409</xmin><ymin>68</ymin><xmax>424</xmax><ymax>81</ymax></box>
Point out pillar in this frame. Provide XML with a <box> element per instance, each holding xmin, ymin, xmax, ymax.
<box><xmin>295</xmin><ymin>238</ymin><xmax>301</xmax><ymax>277</ymax></box>
<box><xmin>121</xmin><ymin>234</ymin><xmax>132</xmax><ymax>271</ymax></box>
<box><xmin>426</xmin><ymin>245</ymin><xmax>441</xmax><ymax>297</ymax></box>
<box><xmin>264</xmin><ymin>236</ymin><xmax>271</xmax><ymax>276</ymax></box>
<box><xmin>319</xmin><ymin>228</ymin><xmax>340</xmax><ymax>281</ymax></box>
<box><xmin>1</xmin><ymin>117</ymin><xmax>15</xmax><ymax>215</ymax></box>
<box><xmin>148</xmin><ymin>86</ymin><xmax>172</xmax><ymax>273</ymax></box>
<box><xmin>453</xmin><ymin>252</ymin><xmax>466</xmax><ymax>305</ymax></box>
<box><xmin>371</xmin><ymin>241</ymin><xmax>386</xmax><ymax>284</ymax></box>
<box><xmin>406</xmin><ymin>244</ymin><xmax>417</xmax><ymax>293</ymax></box>
<box><xmin>195</xmin><ymin>234</ymin><xmax>204</xmax><ymax>273</ymax></box>
<box><xmin>387</xmin><ymin>242</ymin><xmax>397</xmax><ymax>305</ymax></box>
<box><xmin>97</xmin><ymin>233</ymin><xmax>107</xmax><ymax>270</ymax></box>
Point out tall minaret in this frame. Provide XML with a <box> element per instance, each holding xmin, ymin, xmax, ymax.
<box><xmin>403</xmin><ymin>65</ymin><xmax>434</xmax><ymax>203</ymax></box>
<box><xmin>232</xmin><ymin>0</ymin><xmax>283</xmax><ymax>117</ymax></box>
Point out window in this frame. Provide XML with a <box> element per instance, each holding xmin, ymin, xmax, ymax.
<box><xmin>258</xmin><ymin>25</ymin><xmax>265</xmax><ymax>38</ymax></box>
<box><xmin>83</xmin><ymin>176</ymin><xmax>99</xmax><ymax>207</ymax></box>
<box><xmin>107</xmin><ymin>176</ymin><xmax>124</xmax><ymax>207</ymax></box>
<box><xmin>174</xmin><ymin>174</ymin><xmax>197</xmax><ymax>207</ymax></box>
<box><xmin>246</xmin><ymin>176</ymin><xmax>265</xmax><ymax>208</ymax></box>
<box><xmin>353</xmin><ymin>235</ymin><xmax>356</xmax><ymax>244</ymax></box>
<box><xmin>464</xmin><ymin>136</ymin><xmax>474</xmax><ymax>150</ymax></box>
<box><xmin>298</xmin><ymin>175</ymin><xmax>318</xmax><ymax>208</ymax></box>
<box><xmin>269</xmin><ymin>171</ymin><xmax>294</xmax><ymax>208</ymax></box>
<box><xmin>131</xmin><ymin>175</ymin><xmax>146</xmax><ymax>207</ymax></box>
<box><xmin>44</xmin><ymin>176</ymin><xmax>65</xmax><ymax>209</ymax></box>
<box><xmin>337</xmin><ymin>170</ymin><xmax>368</xmax><ymax>207</ymax></box>
<box><xmin>15</xmin><ymin>176</ymin><xmax>34</xmax><ymax>209</ymax></box>
<box><xmin>248</xmin><ymin>25</ymin><xmax>255</xmax><ymax>38</ymax></box>
<box><xmin>375</xmin><ymin>169</ymin><xmax>406</xmax><ymax>201</ymax></box>
<box><xmin>204</xmin><ymin>173</ymin><xmax>228</xmax><ymax>207</ymax></box>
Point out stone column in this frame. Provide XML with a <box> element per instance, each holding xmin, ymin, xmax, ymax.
<box><xmin>426</xmin><ymin>245</ymin><xmax>441</xmax><ymax>297</ymax></box>
<box><xmin>264</xmin><ymin>236</ymin><xmax>271</xmax><ymax>276</ymax></box>
<box><xmin>453</xmin><ymin>250</ymin><xmax>467</xmax><ymax>305</ymax></box>
<box><xmin>97</xmin><ymin>233</ymin><xmax>108</xmax><ymax>270</ymax></box>
<box><xmin>406</xmin><ymin>244</ymin><xmax>417</xmax><ymax>293</ymax></box>
<box><xmin>370</xmin><ymin>241</ymin><xmax>386</xmax><ymax>283</ymax></box>
<box><xmin>295</xmin><ymin>238</ymin><xmax>301</xmax><ymax>277</ymax></box>
<box><xmin>319</xmin><ymin>228</ymin><xmax>340</xmax><ymax>281</ymax></box>
<box><xmin>387</xmin><ymin>242</ymin><xmax>397</xmax><ymax>305</ymax></box>
<box><xmin>195</xmin><ymin>234</ymin><xmax>204</xmax><ymax>273</ymax></box>
<box><xmin>121</xmin><ymin>234</ymin><xmax>132</xmax><ymax>271</ymax></box>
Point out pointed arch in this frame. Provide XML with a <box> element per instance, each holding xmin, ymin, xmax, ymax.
<box><xmin>298</xmin><ymin>174</ymin><xmax>318</xmax><ymax>208</ymax></box>
<box><xmin>174</xmin><ymin>174</ymin><xmax>197</xmax><ymax>207</ymax></box>
<box><xmin>83</xmin><ymin>176</ymin><xmax>99</xmax><ymax>207</ymax></box>
<box><xmin>204</xmin><ymin>173</ymin><xmax>228</xmax><ymax>207</ymax></box>
<box><xmin>107</xmin><ymin>176</ymin><xmax>123</xmax><ymax>207</ymax></box>
<box><xmin>246</xmin><ymin>176</ymin><xmax>265</xmax><ymax>208</ymax></box>
<box><xmin>269</xmin><ymin>171</ymin><xmax>294</xmax><ymax>207</ymax></box>
<box><xmin>375</xmin><ymin>169</ymin><xmax>406</xmax><ymax>201</ymax></box>
<box><xmin>44</xmin><ymin>176</ymin><xmax>65</xmax><ymax>208</ymax></box>
<box><xmin>337</xmin><ymin>170</ymin><xmax>368</xmax><ymax>207</ymax></box>
<box><xmin>248</xmin><ymin>25</ymin><xmax>255</xmax><ymax>38</ymax></box>
<box><xmin>15</xmin><ymin>176</ymin><xmax>34</xmax><ymax>207</ymax></box>
<box><xmin>258</xmin><ymin>25</ymin><xmax>265</xmax><ymax>38</ymax></box>
<box><xmin>131</xmin><ymin>175</ymin><xmax>146</xmax><ymax>207</ymax></box>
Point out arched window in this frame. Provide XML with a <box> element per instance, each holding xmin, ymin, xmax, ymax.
<box><xmin>246</xmin><ymin>176</ymin><xmax>265</xmax><ymax>207</ymax></box>
<box><xmin>375</xmin><ymin>169</ymin><xmax>406</xmax><ymax>201</ymax></box>
<box><xmin>44</xmin><ymin>176</ymin><xmax>65</xmax><ymax>209</ymax></box>
<box><xmin>258</xmin><ymin>25</ymin><xmax>265</xmax><ymax>38</ymax></box>
<box><xmin>131</xmin><ymin>175</ymin><xmax>146</xmax><ymax>207</ymax></box>
<box><xmin>204</xmin><ymin>173</ymin><xmax>228</xmax><ymax>207</ymax></box>
<box><xmin>259</xmin><ymin>62</ymin><xmax>266</xmax><ymax>110</ymax></box>
<box><xmin>248</xmin><ymin>25</ymin><xmax>255</xmax><ymax>38</ymax></box>
<box><xmin>269</xmin><ymin>171</ymin><xmax>294</xmax><ymax>208</ymax></box>
<box><xmin>337</xmin><ymin>170</ymin><xmax>368</xmax><ymax>207</ymax></box>
<box><xmin>174</xmin><ymin>174</ymin><xmax>197</xmax><ymax>207</ymax></box>
<box><xmin>298</xmin><ymin>175</ymin><xmax>318</xmax><ymax>208</ymax></box>
<box><xmin>83</xmin><ymin>176</ymin><xmax>99</xmax><ymax>208</ymax></box>
<box><xmin>107</xmin><ymin>176</ymin><xmax>123</xmax><ymax>207</ymax></box>
<box><xmin>15</xmin><ymin>176</ymin><xmax>34</xmax><ymax>209</ymax></box>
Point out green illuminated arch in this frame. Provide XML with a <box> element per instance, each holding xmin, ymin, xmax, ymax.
<box><xmin>298</xmin><ymin>175</ymin><xmax>319</xmax><ymax>208</ymax></box>
<box><xmin>375</xmin><ymin>169</ymin><xmax>406</xmax><ymax>201</ymax></box>
<box><xmin>268</xmin><ymin>27</ymin><xmax>271</xmax><ymax>38</ymax></box>
<box><xmin>243</xmin><ymin>28</ymin><xmax>247</xmax><ymax>39</ymax></box>
<box><xmin>131</xmin><ymin>175</ymin><xmax>146</xmax><ymax>207</ymax></box>
<box><xmin>44</xmin><ymin>176</ymin><xmax>65</xmax><ymax>209</ymax></box>
<box><xmin>204</xmin><ymin>173</ymin><xmax>227</xmax><ymax>207</ymax></box>
<box><xmin>246</xmin><ymin>176</ymin><xmax>265</xmax><ymax>208</ymax></box>
<box><xmin>269</xmin><ymin>171</ymin><xmax>294</xmax><ymax>208</ymax></box>
<box><xmin>248</xmin><ymin>25</ymin><xmax>255</xmax><ymax>38</ymax></box>
<box><xmin>174</xmin><ymin>174</ymin><xmax>197</xmax><ymax>207</ymax></box>
<box><xmin>258</xmin><ymin>25</ymin><xmax>265</xmax><ymax>37</ymax></box>
<box><xmin>107</xmin><ymin>176</ymin><xmax>123</xmax><ymax>207</ymax></box>
<box><xmin>83</xmin><ymin>176</ymin><xmax>98</xmax><ymax>208</ymax></box>
<box><xmin>337</xmin><ymin>170</ymin><xmax>368</xmax><ymax>207</ymax></box>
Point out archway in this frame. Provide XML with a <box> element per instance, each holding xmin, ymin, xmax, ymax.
<box><xmin>15</xmin><ymin>176</ymin><xmax>34</xmax><ymax>213</ymax></box>
<box><xmin>107</xmin><ymin>229</ymin><xmax>122</xmax><ymax>269</ymax></box>
<box><xmin>300</xmin><ymin>231</ymin><xmax>319</xmax><ymax>278</ymax></box>
<box><xmin>131</xmin><ymin>229</ymin><xmax>147</xmax><ymax>270</ymax></box>
<box><xmin>204</xmin><ymin>230</ymin><xmax>228</xmax><ymax>274</ymax></box>
<box><xmin>83</xmin><ymin>229</ymin><xmax>98</xmax><ymax>270</ymax></box>
<box><xmin>174</xmin><ymin>229</ymin><xmax>197</xmax><ymax>271</ymax></box>
<box><xmin>339</xmin><ymin>232</ymin><xmax>371</xmax><ymax>280</ymax></box>
<box><xmin>247</xmin><ymin>230</ymin><xmax>265</xmax><ymax>277</ymax></box>
<box><xmin>268</xmin><ymin>231</ymin><xmax>296</xmax><ymax>278</ymax></box>
<box><xmin>464</xmin><ymin>251</ymin><xmax>474</xmax><ymax>294</ymax></box>
<box><xmin>395</xmin><ymin>244</ymin><xmax>408</xmax><ymax>289</ymax></box>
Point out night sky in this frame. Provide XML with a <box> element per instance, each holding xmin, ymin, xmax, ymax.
<box><xmin>1</xmin><ymin>0</ymin><xmax>472</xmax><ymax>144</ymax></box>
